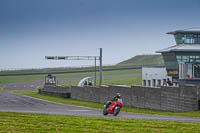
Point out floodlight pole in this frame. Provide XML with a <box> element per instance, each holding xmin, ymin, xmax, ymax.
<box><xmin>99</xmin><ymin>48</ymin><xmax>102</xmax><ymax>86</ymax></box>
<box><xmin>94</xmin><ymin>57</ymin><xmax>97</xmax><ymax>86</ymax></box>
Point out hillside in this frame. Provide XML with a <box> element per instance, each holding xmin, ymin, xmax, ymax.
<box><xmin>117</xmin><ymin>54</ymin><xmax>164</xmax><ymax>66</ymax></box>
<box><xmin>0</xmin><ymin>54</ymin><xmax>164</xmax><ymax>74</ymax></box>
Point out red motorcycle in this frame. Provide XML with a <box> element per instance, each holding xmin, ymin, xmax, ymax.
<box><xmin>103</xmin><ymin>98</ymin><xmax>123</xmax><ymax>116</ymax></box>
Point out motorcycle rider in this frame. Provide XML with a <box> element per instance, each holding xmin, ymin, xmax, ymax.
<box><xmin>106</xmin><ymin>93</ymin><xmax>121</xmax><ymax>108</ymax></box>
<box><xmin>111</xmin><ymin>93</ymin><xmax>121</xmax><ymax>102</ymax></box>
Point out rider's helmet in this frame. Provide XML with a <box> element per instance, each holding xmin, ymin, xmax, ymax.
<box><xmin>116</xmin><ymin>93</ymin><xmax>121</xmax><ymax>99</ymax></box>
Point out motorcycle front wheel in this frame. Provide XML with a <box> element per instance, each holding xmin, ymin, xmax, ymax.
<box><xmin>113</xmin><ymin>106</ymin><xmax>120</xmax><ymax>116</ymax></box>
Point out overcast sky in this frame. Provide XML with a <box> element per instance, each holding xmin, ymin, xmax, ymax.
<box><xmin>0</xmin><ymin>0</ymin><xmax>200</xmax><ymax>69</ymax></box>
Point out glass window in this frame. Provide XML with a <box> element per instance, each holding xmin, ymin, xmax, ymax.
<box><xmin>182</xmin><ymin>56</ymin><xmax>189</xmax><ymax>62</ymax></box>
<box><xmin>143</xmin><ymin>80</ymin><xmax>146</xmax><ymax>86</ymax></box>
<box><xmin>152</xmin><ymin>79</ymin><xmax>156</xmax><ymax>87</ymax></box>
<box><xmin>177</xmin><ymin>55</ymin><xmax>200</xmax><ymax>63</ymax></box>
<box><xmin>176</xmin><ymin>56</ymin><xmax>182</xmax><ymax>63</ymax></box>
<box><xmin>185</xmin><ymin>34</ymin><xmax>194</xmax><ymax>44</ymax></box>
<box><xmin>194</xmin><ymin>65</ymin><xmax>200</xmax><ymax>78</ymax></box>
<box><xmin>190</xmin><ymin>56</ymin><xmax>195</xmax><ymax>59</ymax></box>
<box><xmin>157</xmin><ymin>79</ymin><xmax>161</xmax><ymax>86</ymax></box>
<box><xmin>148</xmin><ymin>80</ymin><xmax>151</xmax><ymax>86</ymax></box>
<box><xmin>175</xmin><ymin>34</ymin><xmax>183</xmax><ymax>44</ymax></box>
<box><xmin>176</xmin><ymin>56</ymin><xmax>181</xmax><ymax>59</ymax></box>
<box><xmin>194</xmin><ymin>34</ymin><xmax>198</xmax><ymax>43</ymax></box>
<box><xmin>175</xmin><ymin>34</ymin><xmax>200</xmax><ymax>44</ymax></box>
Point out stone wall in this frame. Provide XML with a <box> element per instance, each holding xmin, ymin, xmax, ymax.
<box><xmin>41</xmin><ymin>85</ymin><xmax>200</xmax><ymax>112</ymax></box>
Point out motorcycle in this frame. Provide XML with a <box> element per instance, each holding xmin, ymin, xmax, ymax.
<box><xmin>103</xmin><ymin>98</ymin><xmax>123</xmax><ymax>116</ymax></box>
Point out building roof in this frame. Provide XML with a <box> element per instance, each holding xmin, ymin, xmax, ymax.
<box><xmin>167</xmin><ymin>28</ymin><xmax>200</xmax><ymax>35</ymax></box>
<box><xmin>156</xmin><ymin>44</ymin><xmax>200</xmax><ymax>53</ymax></box>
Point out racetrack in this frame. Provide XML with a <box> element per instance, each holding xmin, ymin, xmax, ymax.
<box><xmin>1</xmin><ymin>72</ymin><xmax>200</xmax><ymax>123</ymax></box>
<box><xmin>0</xmin><ymin>92</ymin><xmax>200</xmax><ymax>123</ymax></box>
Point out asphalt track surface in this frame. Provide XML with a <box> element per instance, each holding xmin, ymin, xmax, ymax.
<box><xmin>0</xmin><ymin>92</ymin><xmax>200</xmax><ymax>123</ymax></box>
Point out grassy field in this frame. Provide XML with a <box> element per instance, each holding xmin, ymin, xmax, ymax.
<box><xmin>57</xmin><ymin>69</ymin><xmax>142</xmax><ymax>86</ymax></box>
<box><xmin>0</xmin><ymin>69</ymin><xmax>141</xmax><ymax>85</ymax></box>
<box><xmin>0</xmin><ymin>112</ymin><xmax>200</xmax><ymax>133</ymax></box>
<box><xmin>12</xmin><ymin>90</ymin><xmax>200</xmax><ymax>118</ymax></box>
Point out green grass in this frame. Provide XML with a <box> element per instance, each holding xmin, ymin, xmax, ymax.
<box><xmin>58</xmin><ymin>76</ymin><xmax>141</xmax><ymax>86</ymax></box>
<box><xmin>57</xmin><ymin>69</ymin><xmax>142</xmax><ymax>86</ymax></box>
<box><xmin>117</xmin><ymin>54</ymin><xmax>164</xmax><ymax>66</ymax></box>
<box><xmin>12</xmin><ymin>90</ymin><xmax>200</xmax><ymax>118</ymax></box>
<box><xmin>102</xmin><ymin>76</ymin><xmax>141</xmax><ymax>86</ymax></box>
<box><xmin>0</xmin><ymin>112</ymin><xmax>200</xmax><ymax>133</ymax></box>
<box><xmin>0</xmin><ymin>69</ymin><xmax>141</xmax><ymax>84</ymax></box>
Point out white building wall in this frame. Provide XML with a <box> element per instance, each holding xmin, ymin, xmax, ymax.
<box><xmin>142</xmin><ymin>67</ymin><xmax>172</xmax><ymax>87</ymax></box>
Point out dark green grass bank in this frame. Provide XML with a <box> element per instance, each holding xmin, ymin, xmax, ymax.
<box><xmin>117</xmin><ymin>54</ymin><xmax>164</xmax><ymax>66</ymax></box>
<box><xmin>12</xmin><ymin>90</ymin><xmax>200</xmax><ymax>118</ymax></box>
<box><xmin>0</xmin><ymin>112</ymin><xmax>199</xmax><ymax>133</ymax></box>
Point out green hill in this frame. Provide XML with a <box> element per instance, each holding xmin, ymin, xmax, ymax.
<box><xmin>117</xmin><ymin>54</ymin><xmax>164</xmax><ymax>66</ymax></box>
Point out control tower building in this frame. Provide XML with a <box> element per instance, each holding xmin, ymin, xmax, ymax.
<box><xmin>157</xmin><ymin>28</ymin><xmax>200</xmax><ymax>85</ymax></box>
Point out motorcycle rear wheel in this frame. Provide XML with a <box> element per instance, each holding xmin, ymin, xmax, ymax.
<box><xmin>103</xmin><ymin>107</ymin><xmax>108</xmax><ymax>115</ymax></box>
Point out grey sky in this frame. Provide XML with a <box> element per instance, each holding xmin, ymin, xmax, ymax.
<box><xmin>0</xmin><ymin>0</ymin><xmax>200</xmax><ymax>69</ymax></box>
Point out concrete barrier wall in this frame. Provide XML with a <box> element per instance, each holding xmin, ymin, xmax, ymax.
<box><xmin>42</xmin><ymin>85</ymin><xmax>71</xmax><ymax>92</ymax></box>
<box><xmin>39</xmin><ymin>85</ymin><xmax>71</xmax><ymax>98</ymax></box>
<box><xmin>41</xmin><ymin>85</ymin><xmax>200</xmax><ymax>112</ymax></box>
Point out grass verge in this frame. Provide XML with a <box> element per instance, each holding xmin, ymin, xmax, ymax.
<box><xmin>0</xmin><ymin>112</ymin><xmax>200</xmax><ymax>133</ymax></box>
<box><xmin>12</xmin><ymin>90</ymin><xmax>200</xmax><ymax>118</ymax></box>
